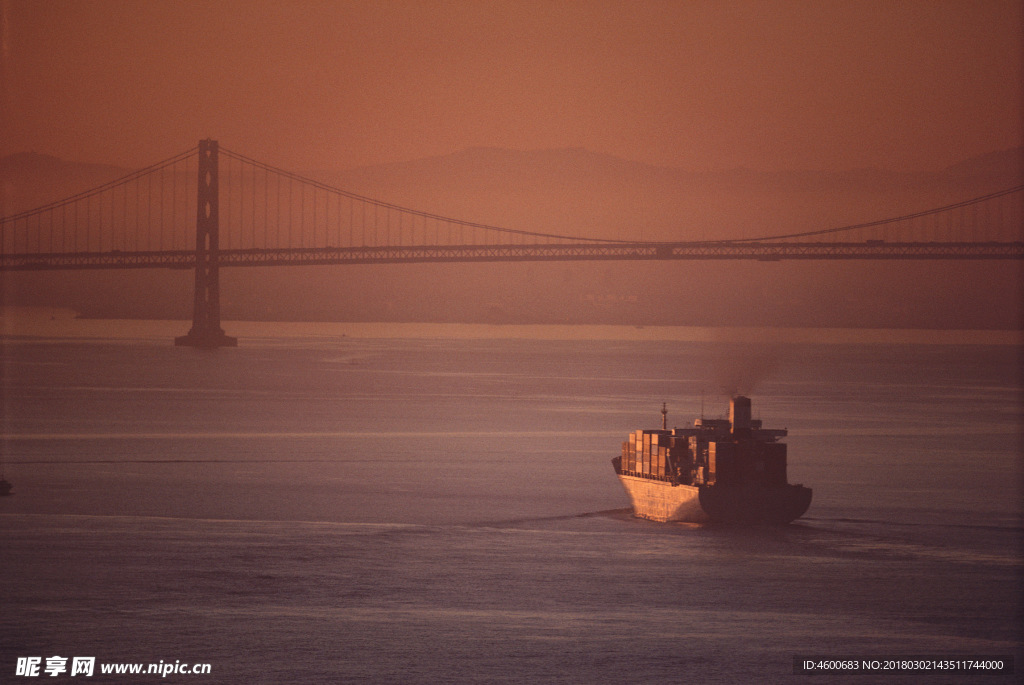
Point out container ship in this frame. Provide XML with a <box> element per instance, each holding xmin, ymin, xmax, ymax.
<box><xmin>612</xmin><ymin>396</ymin><xmax>811</xmax><ymax>523</ymax></box>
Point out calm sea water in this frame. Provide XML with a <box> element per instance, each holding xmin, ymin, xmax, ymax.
<box><xmin>1</xmin><ymin>327</ymin><xmax>1021</xmax><ymax>683</ymax></box>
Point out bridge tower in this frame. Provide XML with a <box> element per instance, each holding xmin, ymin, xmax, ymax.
<box><xmin>175</xmin><ymin>140</ymin><xmax>237</xmax><ymax>348</ymax></box>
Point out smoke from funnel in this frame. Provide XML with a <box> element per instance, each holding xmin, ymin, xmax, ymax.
<box><xmin>711</xmin><ymin>345</ymin><xmax>782</xmax><ymax>398</ymax></box>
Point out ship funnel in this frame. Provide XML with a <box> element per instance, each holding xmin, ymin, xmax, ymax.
<box><xmin>730</xmin><ymin>395</ymin><xmax>752</xmax><ymax>434</ymax></box>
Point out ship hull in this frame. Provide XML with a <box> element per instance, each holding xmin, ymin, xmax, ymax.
<box><xmin>617</xmin><ymin>474</ymin><xmax>811</xmax><ymax>524</ymax></box>
<box><xmin>697</xmin><ymin>482</ymin><xmax>812</xmax><ymax>524</ymax></box>
<box><xmin>616</xmin><ymin>474</ymin><xmax>710</xmax><ymax>523</ymax></box>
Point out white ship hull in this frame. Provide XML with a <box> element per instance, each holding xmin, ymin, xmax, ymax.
<box><xmin>616</xmin><ymin>474</ymin><xmax>709</xmax><ymax>523</ymax></box>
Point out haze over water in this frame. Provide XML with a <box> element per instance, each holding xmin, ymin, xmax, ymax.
<box><xmin>1</xmin><ymin>322</ymin><xmax>1020</xmax><ymax>683</ymax></box>
<box><xmin>2</xmin><ymin>1</ymin><xmax>1021</xmax><ymax>681</ymax></box>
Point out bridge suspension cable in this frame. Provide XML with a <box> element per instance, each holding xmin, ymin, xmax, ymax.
<box><xmin>0</xmin><ymin>146</ymin><xmax>200</xmax><ymax>255</ymax></box>
<box><xmin>217</xmin><ymin>146</ymin><xmax>632</xmax><ymax>246</ymax></box>
<box><xmin>0</xmin><ymin>147</ymin><xmax>198</xmax><ymax>226</ymax></box>
<box><xmin>733</xmin><ymin>184</ymin><xmax>1024</xmax><ymax>243</ymax></box>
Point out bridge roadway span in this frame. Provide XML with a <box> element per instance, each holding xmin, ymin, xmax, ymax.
<box><xmin>3</xmin><ymin>241</ymin><xmax>1023</xmax><ymax>271</ymax></box>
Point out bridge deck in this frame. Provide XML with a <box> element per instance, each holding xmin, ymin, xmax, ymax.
<box><xmin>2</xmin><ymin>241</ymin><xmax>1022</xmax><ymax>271</ymax></box>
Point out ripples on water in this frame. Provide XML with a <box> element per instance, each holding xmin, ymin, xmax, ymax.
<box><xmin>1</xmin><ymin>330</ymin><xmax>1020</xmax><ymax>683</ymax></box>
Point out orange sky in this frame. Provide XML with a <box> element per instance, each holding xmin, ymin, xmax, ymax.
<box><xmin>1</xmin><ymin>0</ymin><xmax>1021</xmax><ymax>172</ymax></box>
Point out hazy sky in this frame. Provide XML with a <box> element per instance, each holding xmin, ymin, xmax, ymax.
<box><xmin>2</xmin><ymin>0</ymin><xmax>1021</xmax><ymax>172</ymax></box>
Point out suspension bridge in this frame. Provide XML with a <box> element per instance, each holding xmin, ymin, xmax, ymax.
<box><xmin>2</xmin><ymin>140</ymin><xmax>1022</xmax><ymax>347</ymax></box>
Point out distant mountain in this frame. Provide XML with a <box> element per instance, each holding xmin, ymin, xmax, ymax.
<box><xmin>0</xmin><ymin>152</ymin><xmax>128</xmax><ymax>218</ymax></box>
<box><xmin>0</xmin><ymin>151</ymin><xmax>123</xmax><ymax>176</ymax></box>
<box><xmin>5</xmin><ymin>145</ymin><xmax>1019</xmax><ymax>229</ymax></box>
<box><xmin>941</xmin><ymin>147</ymin><xmax>1023</xmax><ymax>180</ymax></box>
<box><xmin>315</xmin><ymin>145</ymin><xmax>1023</xmax><ymax>242</ymax></box>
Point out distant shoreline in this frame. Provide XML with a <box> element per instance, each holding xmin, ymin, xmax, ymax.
<box><xmin>1</xmin><ymin>310</ymin><xmax>1020</xmax><ymax>346</ymax></box>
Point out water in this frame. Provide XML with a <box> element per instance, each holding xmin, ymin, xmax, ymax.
<box><xmin>1</xmin><ymin>327</ymin><xmax>1021</xmax><ymax>683</ymax></box>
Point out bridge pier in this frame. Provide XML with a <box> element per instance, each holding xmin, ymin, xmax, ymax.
<box><xmin>175</xmin><ymin>140</ymin><xmax>237</xmax><ymax>348</ymax></box>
